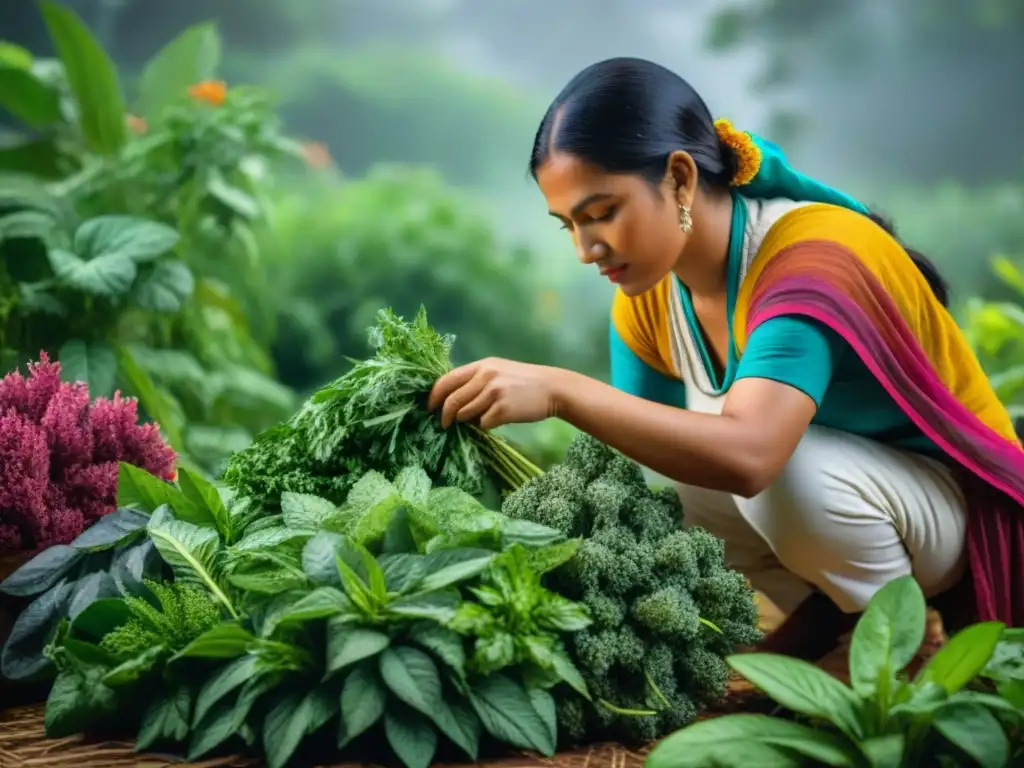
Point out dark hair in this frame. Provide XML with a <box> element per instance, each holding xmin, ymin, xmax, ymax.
<box><xmin>529</xmin><ymin>57</ymin><xmax>949</xmax><ymax>306</ymax></box>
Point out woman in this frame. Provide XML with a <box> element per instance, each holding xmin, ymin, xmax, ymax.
<box><xmin>428</xmin><ymin>58</ymin><xmax>1024</xmax><ymax>660</ymax></box>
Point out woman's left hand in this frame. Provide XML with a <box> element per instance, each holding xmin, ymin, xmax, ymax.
<box><xmin>428</xmin><ymin>357</ymin><xmax>567</xmax><ymax>430</ymax></box>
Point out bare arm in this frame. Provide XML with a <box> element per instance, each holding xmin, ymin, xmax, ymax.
<box><xmin>551</xmin><ymin>369</ymin><xmax>817</xmax><ymax>497</ymax></box>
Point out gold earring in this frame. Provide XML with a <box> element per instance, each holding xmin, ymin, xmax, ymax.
<box><xmin>679</xmin><ymin>204</ymin><xmax>693</xmax><ymax>233</ymax></box>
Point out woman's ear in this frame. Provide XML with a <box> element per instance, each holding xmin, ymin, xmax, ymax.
<box><xmin>662</xmin><ymin>150</ymin><xmax>699</xmax><ymax>206</ymax></box>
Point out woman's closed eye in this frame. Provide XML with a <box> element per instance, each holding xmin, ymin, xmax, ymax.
<box><xmin>559</xmin><ymin>205</ymin><xmax>618</xmax><ymax>231</ymax></box>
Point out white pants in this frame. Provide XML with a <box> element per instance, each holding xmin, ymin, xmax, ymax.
<box><xmin>676</xmin><ymin>425</ymin><xmax>969</xmax><ymax>615</ymax></box>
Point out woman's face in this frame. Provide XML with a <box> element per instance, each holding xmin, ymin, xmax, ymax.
<box><xmin>536</xmin><ymin>150</ymin><xmax>690</xmax><ymax>296</ymax></box>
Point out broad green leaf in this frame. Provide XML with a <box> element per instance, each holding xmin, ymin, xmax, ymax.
<box><xmin>174</xmin><ymin>623</ymin><xmax>254</xmax><ymax>660</ymax></box>
<box><xmin>387</xmin><ymin>591</ymin><xmax>461</xmax><ymax>623</ymax></box>
<box><xmin>0</xmin><ymin>43</ymin><xmax>34</xmax><ymax>69</ymax></box>
<box><xmin>384</xmin><ymin>709</ymin><xmax>437</xmax><ymax>768</ymax></box>
<box><xmin>301</xmin><ymin>532</ymin><xmax>345</xmax><ymax>584</ymax></box>
<box><xmin>550</xmin><ymin>648</ymin><xmax>591</xmax><ymax>699</ymax></box>
<box><xmin>225</xmin><ymin>556</ymin><xmax>307</xmax><ymax>596</ymax></box>
<box><xmin>147</xmin><ymin>505</ymin><xmax>237</xmax><ymax>618</ymax></box>
<box><xmin>133</xmin><ymin>260</ymin><xmax>194</xmax><ymax>312</ymax></box>
<box><xmin>262</xmin><ymin>692</ymin><xmax>304</xmax><ymax>768</ymax></box>
<box><xmin>263</xmin><ymin>688</ymin><xmax>338</xmax><ymax>768</ymax></box>
<box><xmin>0</xmin><ymin>544</ymin><xmax>82</xmax><ymax>597</ymax></box>
<box><xmin>932</xmin><ymin>701</ymin><xmax>1009</xmax><ymax>768</ymax></box>
<box><xmin>856</xmin><ymin>734</ymin><xmax>905</xmax><ymax>768</ymax></box>
<box><xmin>949</xmin><ymin>690</ymin><xmax>1024</xmax><ymax>720</ymax></box>
<box><xmin>19</xmin><ymin>282</ymin><xmax>67</xmax><ymax>317</ymax></box>
<box><xmin>188</xmin><ymin>674</ymin><xmax>275</xmax><ymax>760</ymax></box>
<box><xmin>262</xmin><ymin>586</ymin><xmax>351</xmax><ymax>637</ymax></box>
<box><xmin>0</xmin><ymin>209</ymin><xmax>58</xmax><ymax>244</ymax></box>
<box><xmin>2</xmin><ymin>580</ymin><xmax>73</xmax><ymax>679</ymax></box>
<box><xmin>233</xmin><ymin>526</ymin><xmax>310</xmax><ymax>552</ymax></box>
<box><xmin>49</xmin><ymin>247</ymin><xmax>136</xmax><ymax>297</ymax></box>
<box><xmin>848</xmin><ymin>575</ymin><xmax>926</xmax><ymax>696</ymax></box>
<box><xmin>407</xmin><ymin>623</ymin><xmax>466</xmax><ymax>678</ymax></box>
<box><xmin>500</xmin><ymin>517</ymin><xmax>565</xmax><ymax>548</ymax></box>
<box><xmin>281</xmin><ymin>492</ymin><xmax>341</xmax><ymax>532</ymax></box>
<box><xmin>103</xmin><ymin>644</ymin><xmax>165</xmax><ymax>687</ymax></box>
<box><xmin>417</xmin><ymin>548</ymin><xmax>495</xmax><ymax>593</ymax></box>
<box><xmin>58</xmin><ymin>338</ymin><xmax>117</xmax><ymax>398</ymax></box>
<box><xmin>341</xmin><ymin>471</ymin><xmax>401</xmax><ymax>521</ymax></box>
<box><xmin>379</xmin><ymin>646</ymin><xmax>443</xmax><ymax>716</ymax></box>
<box><xmin>70</xmin><ymin>507</ymin><xmax>148</xmax><ymax>552</ymax></box>
<box><xmin>645</xmin><ymin>713</ymin><xmax>862</xmax><ymax>768</ymax></box>
<box><xmin>44</xmin><ymin>666</ymin><xmax>118</xmax><ymax>738</ymax></box>
<box><xmin>381</xmin><ymin>506</ymin><xmax>418</xmax><ymax>555</ymax></box>
<box><xmin>74</xmin><ymin>215</ymin><xmax>179</xmax><ymax>263</ymax></box>
<box><xmin>39</xmin><ymin>1</ymin><xmax>126</xmax><ymax>155</ymax></box>
<box><xmin>533</xmin><ymin>593</ymin><xmax>592</xmax><ymax>632</ymax></box>
<box><xmin>0</xmin><ymin>65</ymin><xmax>61</xmax><ymax>127</ymax></box>
<box><xmin>728</xmin><ymin>653</ymin><xmax>864</xmax><ymax>740</ymax></box>
<box><xmin>527</xmin><ymin>538</ymin><xmax>581</xmax><ymax>574</ymax></box>
<box><xmin>917</xmin><ymin>621</ymin><xmax>1005</xmax><ymax>695</ymax></box>
<box><xmin>468</xmin><ymin>673</ymin><xmax>556</xmax><ymax>756</ymax></box>
<box><xmin>68</xmin><ymin>597</ymin><xmax>133</xmax><ymax>640</ymax></box>
<box><xmin>176</xmin><ymin>467</ymin><xmax>230</xmax><ymax>540</ymax></box>
<box><xmin>207</xmin><ymin>169</ymin><xmax>260</xmax><ymax>219</ymax></box>
<box><xmin>192</xmin><ymin>655</ymin><xmax>257</xmax><ymax>726</ymax></box>
<box><xmin>334</xmin><ymin>547</ymin><xmax>374</xmax><ymax>614</ymax></box>
<box><xmin>135</xmin><ymin>685</ymin><xmax>190</xmax><ymax>752</ymax></box>
<box><xmin>116</xmin><ymin>463</ymin><xmax>206</xmax><ymax>526</ymax></box>
<box><xmin>135</xmin><ymin>22</ymin><xmax>220</xmax><ymax>120</ymax></box>
<box><xmin>394</xmin><ymin>466</ymin><xmax>432</xmax><ymax>506</ymax></box>
<box><xmin>327</xmin><ymin>625</ymin><xmax>390</xmax><ymax>674</ymax></box>
<box><xmin>379</xmin><ymin>553</ymin><xmax>426</xmax><ymax>593</ymax></box>
<box><xmin>117</xmin><ymin>345</ymin><xmax>185</xmax><ymax>452</ymax></box>
<box><xmin>527</xmin><ymin>688</ymin><xmax>556</xmax><ymax>753</ymax></box>
<box><xmin>339</xmin><ymin>662</ymin><xmax>386</xmax><ymax>747</ymax></box>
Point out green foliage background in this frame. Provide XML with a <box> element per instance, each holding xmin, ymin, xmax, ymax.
<box><xmin>1</xmin><ymin>0</ymin><xmax>1022</xmax><ymax>476</ymax></box>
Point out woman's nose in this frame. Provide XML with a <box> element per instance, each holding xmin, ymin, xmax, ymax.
<box><xmin>576</xmin><ymin>234</ymin><xmax>608</xmax><ymax>265</ymax></box>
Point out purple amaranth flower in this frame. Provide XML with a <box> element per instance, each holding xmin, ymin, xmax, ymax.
<box><xmin>0</xmin><ymin>352</ymin><xmax>178</xmax><ymax>555</ymax></box>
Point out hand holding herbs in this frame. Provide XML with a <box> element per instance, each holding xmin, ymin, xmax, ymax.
<box><xmin>222</xmin><ymin>307</ymin><xmax>542</xmax><ymax>511</ymax></box>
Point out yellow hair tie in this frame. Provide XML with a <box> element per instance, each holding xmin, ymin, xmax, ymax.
<box><xmin>714</xmin><ymin>118</ymin><xmax>762</xmax><ymax>187</ymax></box>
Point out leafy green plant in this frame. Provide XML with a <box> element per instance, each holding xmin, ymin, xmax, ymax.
<box><xmin>646</xmin><ymin>576</ymin><xmax>1024</xmax><ymax>768</ymax></box>
<box><xmin>502</xmin><ymin>432</ymin><xmax>763</xmax><ymax>746</ymax></box>
<box><xmin>0</xmin><ymin>460</ymin><xmax>228</xmax><ymax>680</ymax></box>
<box><xmin>0</xmin><ymin>5</ymin><xmax>305</xmax><ymax>473</ymax></box>
<box><xmin>223</xmin><ymin>306</ymin><xmax>543</xmax><ymax>513</ymax></box>
<box><xmin>39</xmin><ymin>456</ymin><xmax>592</xmax><ymax>768</ymax></box>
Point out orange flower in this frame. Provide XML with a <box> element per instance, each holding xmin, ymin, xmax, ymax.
<box><xmin>188</xmin><ymin>79</ymin><xmax>227</xmax><ymax>107</ymax></box>
<box><xmin>714</xmin><ymin>118</ymin><xmax>762</xmax><ymax>186</ymax></box>
<box><xmin>301</xmin><ymin>141</ymin><xmax>332</xmax><ymax>169</ymax></box>
<box><xmin>125</xmin><ymin>114</ymin><xmax>147</xmax><ymax>134</ymax></box>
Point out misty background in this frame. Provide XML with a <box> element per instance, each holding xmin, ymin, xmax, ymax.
<box><xmin>2</xmin><ymin>0</ymin><xmax>1024</xmax><ymax>470</ymax></box>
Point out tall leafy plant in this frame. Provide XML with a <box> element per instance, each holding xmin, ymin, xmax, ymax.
<box><xmin>646</xmin><ymin>576</ymin><xmax>1024</xmax><ymax>768</ymax></box>
<box><xmin>0</xmin><ymin>3</ymin><xmax>305</xmax><ymax>473</ymax></box>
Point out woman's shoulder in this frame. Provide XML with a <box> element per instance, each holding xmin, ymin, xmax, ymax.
<box><xmin>758</xmin><ymin>201</ymin><xmax>902</xmax><ymax>257</ymax></box>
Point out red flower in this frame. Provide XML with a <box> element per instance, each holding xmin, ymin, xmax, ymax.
<box><xmin>0</xmin><ymin>353</ymin><xmax>177</xmax><ymax>554</ymax></box>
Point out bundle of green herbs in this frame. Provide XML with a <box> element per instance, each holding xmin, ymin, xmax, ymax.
<box><xmin>222</xmin><ymin>307</ymin><xmax>542</xmax><ymax>512</ymax></box>
<box><xmin>501</xmin><ymin>433</ymin><xmax>764</xmax><ymax>746</ymax></box>
<box><xmin>39</xmin><ymin>461</ymin><xmax>592</xmax><ymax>768</ymax></box>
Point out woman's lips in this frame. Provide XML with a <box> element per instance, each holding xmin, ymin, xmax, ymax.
<box><xmin>600</xmin><ymin>265</ymin><xmax>629</xmax><ymax>283</ymax></box>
